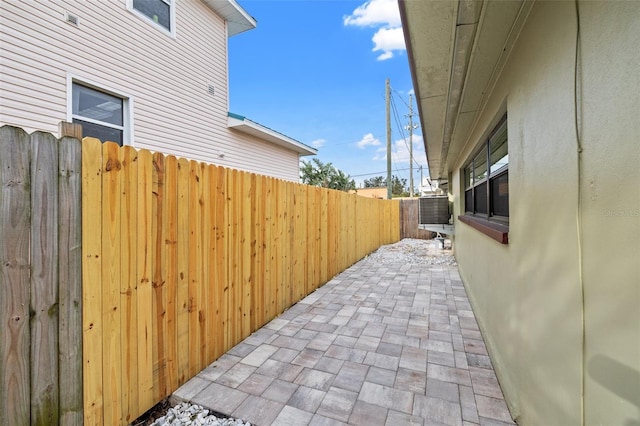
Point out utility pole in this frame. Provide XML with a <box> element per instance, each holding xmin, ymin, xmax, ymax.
<box><xmin>386</xmin><ymin>78</ymin><xmax>392</xmax><ymax>200</ymax></box>
<box><xmin>405</xmin><ymin>94</ymin><xmax>418</xmax><ymax>198</ymax></box>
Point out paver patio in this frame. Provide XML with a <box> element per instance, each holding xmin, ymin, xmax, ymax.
<box><xmin>172</xmin><ymin>255</ymin><xmax>514</xmax><ymax>426</ymax></box>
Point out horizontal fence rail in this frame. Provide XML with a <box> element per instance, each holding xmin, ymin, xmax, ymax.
<box><xmin>81</xmin><ymin>139</ymin><xmax>400</xmax><ymax>424</ymax></box>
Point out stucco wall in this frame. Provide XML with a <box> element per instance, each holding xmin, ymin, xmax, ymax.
<box><xmin>578</xmin><ymin>2</ymin><xmax>640</xmax><ymax>424</ymax></box>
<box><xmin>451</xmin><ymin>2</ymin><xmax>639</xmax><ymax>425</ymax></box>
<box><xmin>0</xmin><ymin>0</ymin><xmax>302</xmax><ymax>181</ymax></box>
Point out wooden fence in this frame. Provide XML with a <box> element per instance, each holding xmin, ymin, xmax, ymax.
<box><xmin>399</xmin><ymin>199</ymin><xmax>434</xmax><ymax>240</ymax></box>
<box><xmin>0</xmin><ymin>127</ymin><xmax>83</xmax><ymax>426</ymax></box>
<box><xmin>81</xmin><ymin>138</ymin><xmax>399</xmax><ymax>424</ymax></box>
<box><xmin>0</xmin><ymin>126</ymin><xmax>399</xmax><ymax>425</ymax></box>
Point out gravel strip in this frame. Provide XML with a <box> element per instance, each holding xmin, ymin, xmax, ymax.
<box><xmin>150</xmin><ymin>402</ymin><xmax>251</xmax><ymax>426</ymax></box>
<box><xmin>361</xmin><ymin>237</ymin><xmax>456</xmax><ymax>265</ymax></box>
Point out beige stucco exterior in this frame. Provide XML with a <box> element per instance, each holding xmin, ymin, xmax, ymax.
<box><xmin>402</xmin><ymin>1</ymin><xmax>639</xmax><ymax>424</ymax></box>
<box><xmin>0</xmin><ymin>0</ymin><xmax>314</xmax><ymax>181</ymax></box>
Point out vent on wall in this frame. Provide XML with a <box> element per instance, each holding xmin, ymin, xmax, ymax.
<box><xmin>207</xmin><ymin>84</ymin><xmax>215</xmax><ymax>96</ymax></box>
<box><xmin>65</xmin><ymin>11</ymin><xmax>79</xmax><ymax>26</ymax></box>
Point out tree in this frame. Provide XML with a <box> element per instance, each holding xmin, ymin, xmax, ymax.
<box><xmin>363</xmin><ymin>176</ymin><xmax>385</xmax><ymax>188</ymax></box>
<box><xmin>389</xmin><ymin>175</ymin><xmax>407</xmax><ymax>196</ymax></box>
<box><xmin>300</xmin><ymin>158</ymin><xmax>356</xmax><ymax>191</ymax></box>
<box><xmin>362</xmin><ymin>175</ymin><xmax>407</xmax><ymax>196</ymax></box>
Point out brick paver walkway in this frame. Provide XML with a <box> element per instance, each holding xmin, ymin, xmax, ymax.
<box><xmin>172</xmin><ymin>258</ymin><xmax>514</xmax><ymax>426</ymax></box>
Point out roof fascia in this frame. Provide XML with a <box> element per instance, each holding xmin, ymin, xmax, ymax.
<box><xmin>227</xmin><ymin>113</ymin><xmax>318</xmax><ymax>156</ymax></box>
<box><xmin>202</xmin><ymin>0</ymin><xmax>257</xmax><ymax>36</ymax></box>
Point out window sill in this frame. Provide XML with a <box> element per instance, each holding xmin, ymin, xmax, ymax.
<box><xmin>458</xmin><ymin>215</ymin><xmax>509</xmax><ymax>244</ymax></box>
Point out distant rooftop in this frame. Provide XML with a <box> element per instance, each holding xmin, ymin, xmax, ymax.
<box><xmin>227</xmin><ymin>112</ymin><xmax>317</xmax><ymax>156</ymax></box>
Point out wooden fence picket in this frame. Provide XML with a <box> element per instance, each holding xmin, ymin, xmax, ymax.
<box><xmin>0</xmin><ymin>126</ymin><xmax>31</xmax><ymax>426</ymax></box>
<box><xmin>0</xmin><ymin>126</ymin><xmax>401</xmax><ymax>425</ymax></box>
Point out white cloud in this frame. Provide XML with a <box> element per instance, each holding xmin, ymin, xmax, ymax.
<box><xmin>356</xmin><ymin>133</ymin><xmax>382</xmax><ymax>149</ymax></box>
<box><xmin>372</xmin><ymin>147</ymin><xmax>386</xmax><ymax>161</ymax></box>
<box><xmin>372</xmin><ymin>135</ymin><xmax>428</xmax><ymax>166</ymax></box>
<box><xmin>343</xmin><ymin>0</ymin><xmax>401</xmax><ymax>28</ymax></box>
<box><xmin>344</xmin><ymin>0</ymin><xmax>405</xmax><ymax>61</ymax></box>
<box><xmin>372</xmin><ymin>27</ymin><xmax>405</xmax><ymax>60</ymax></box>
<box><xmin>311</xmin><ymin>138</ymin><xmax>326</xmax><ymax>148</ymax></box>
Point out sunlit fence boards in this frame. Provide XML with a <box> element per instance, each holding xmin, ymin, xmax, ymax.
<box><xmin>80</xmin><ymin>139</ymin><xmax>400</xmax><ymax>424</ymax></box>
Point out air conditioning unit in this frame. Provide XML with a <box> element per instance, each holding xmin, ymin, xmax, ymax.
<box><xmin>419</xmin><ymin>196</ymin><xmax>449</xmax><ymax>225</ymax></box>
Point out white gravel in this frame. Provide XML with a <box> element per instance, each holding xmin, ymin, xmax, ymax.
<box><xmin>149</xmin><ymin>238</ymin><xmax>453</xmax><ymax>426</ymax></box>
<box><xmin>150</xmin><ymin>402</ymin><xmax>250</xmax><ymax>426</ymax></box>
<box><xmin>361</xmin><ymin>237</ymin><xmax>456</xmax><ymax>266</ymax></box>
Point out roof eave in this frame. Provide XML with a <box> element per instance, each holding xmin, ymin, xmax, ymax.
<box><xmin>227</xmin><ymin>113</ymin><xmax>318</xmax><ymax>156</ymax></box>
<box><xmin>398</xmin><ymin>0</ymin><xmax>458</xmax><ymax>181</ymax></box>
<box><xmin>399</xmin><ymin>0</ymin><xmax>531</xmax><ymax>181</ymax></box>
<box><xmin>202</xmin><ymin>0</ymin><xmax>257</xmax><ymax>37</ymax></box>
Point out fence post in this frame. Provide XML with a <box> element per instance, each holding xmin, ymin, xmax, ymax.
<box><xmin>58</xmin><ymin>136</ymin><xmax>83</xmax><ymax>425</ymax></box>
<box><xmin>59</xmin><ymin>122</ymin><xmax>83</xmax><ymax>140</ymax></box>
<box><xmin>0</xmin><ymin>126</ymin><xmax>32</xmax><ymax>426</ymax></box>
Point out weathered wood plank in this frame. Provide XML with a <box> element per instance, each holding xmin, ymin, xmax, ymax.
<box><xmin>30</xmin><ymin>131</ymin><xmax>60</xmax><ymax>425</ymax></box>
<box><xmin>0</xmin><ymin>126</ymin><xmax>31</xmax><ymax>426</ymax></box>
<box><xmin>120</xmin><ymin>146</ymin><xmax>138</xmax><ymax>423</ymax></box>
<box><xmin>81</xmin><ymin>137</ymin><xmax>104</xmax><ymax>426</ymax></box>
<box><xmin>58</xmin><ymin>135</ymin><xmax>83</xmax><ymax>426</ymax></box>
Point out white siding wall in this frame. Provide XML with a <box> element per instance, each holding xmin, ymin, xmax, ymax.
<box><xmin>0</xmin><ymin>0</ymin><xmax>301</xmax><ymax>181</ymax></box>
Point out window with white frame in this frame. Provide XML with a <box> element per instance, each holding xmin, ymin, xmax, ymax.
<box><xmin>130</xmin><ymin>0</ymin><xmax>174</xmax><ymax>33</ymax></box>
<box><xmin>72</xmin><ymin>83</ymin><xmax>126</xmax><ymax>146</ymax></box>
<box><xmin>464</xmin><ymin>115</ymin><xmax>509</xmax><ymax>222</ymax></box>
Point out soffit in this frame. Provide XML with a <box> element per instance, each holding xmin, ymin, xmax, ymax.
<box><xmin>227</xmin><ymin>113</ymin><xmax>317</xmax><ymax>156</ymax></box>
<box><xmin>400</xmin><ymin>0</ymin><xmax>531</xmax><ymax>180</ymax></box>
<box><xmin>202</xmin><ymin>0</ymin><xmax>257</xmax><ymax>36</ymax></box>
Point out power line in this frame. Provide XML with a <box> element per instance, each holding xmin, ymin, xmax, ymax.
<box><xmin>350</xmin><ymin>167</ymin><xmax>413</xmax><ymax>178</ymax></box>
<box><xmin>390</xmin><ymin>92</ymin><xmax>422</xmax><ymax>170</ymax></box>
<box><xmin>391</xmin><ymin>87</ymin><xmax>411</xmax><ymax>109</ymax></box>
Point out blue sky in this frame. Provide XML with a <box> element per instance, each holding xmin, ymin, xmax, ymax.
<box><xmin>228</xmin><ymin>0</ymin><xmax>428</xmax><ymax>187</ymax></box>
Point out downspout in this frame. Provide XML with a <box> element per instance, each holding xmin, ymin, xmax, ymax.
<box><xmin>572</xmin><ymin>1</ymin><xmax>585</xmax><ymax>424</ymax></box>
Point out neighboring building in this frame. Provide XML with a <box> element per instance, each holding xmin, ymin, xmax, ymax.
<box><xmin>418</xmin><ymin>178</ymin><xmax>444</xmax><ymax>197</ymax></box>
<box><xmin>350</xmin><ymin>187</ymin><xmax>387</xmax><ymax>199</ymax></box>
<box><xmin>400</xmin><ymin>1</ymin><xmax>639</xmax><ymax>425</ymax></box>
<box><xmin>0</xmin><ymin>0</ymin><xmax>316</xmax><ymax>181</ymax></box>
